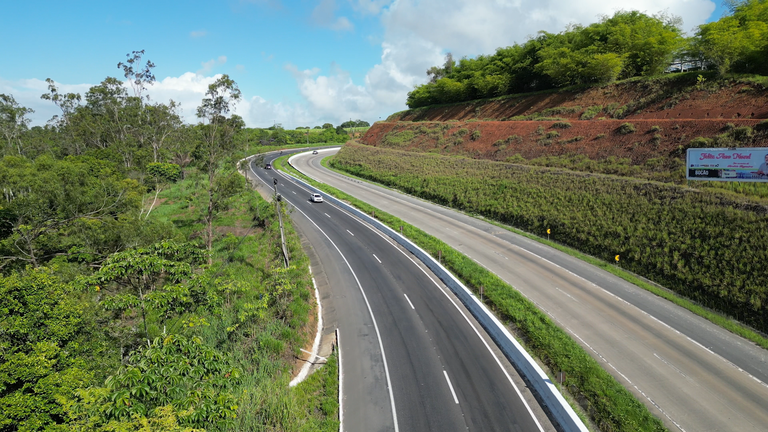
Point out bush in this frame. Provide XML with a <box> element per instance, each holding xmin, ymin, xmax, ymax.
<box><xmin>552</xmin><ymin>122</ymin><xmax>572</xmax><ymax>129</ymax></box>
<box><xmin>689</xmin><ymin>137</ymin><xmax>713</xmax><ymax>147</ymax></box>
<box><xmin>505</xmin><ymin>154</ymin><xmax>526</xmax><ymax>163</ymax></box>
<box><xmin>563</xmin><ymin>136</ymin><xmax>585</xmax><ymax>144</ymax></box>
<box><xmin>617</xmin><ymin>123</ymin><xmax>636</xmax><ymax>135</ymax></box>
<box><xmin>732</xmin><ymin>126</ymin><xmax>753</xmax><ymax>141</ymax></box>
<box><xmin>594</xmin><ymin>133</ymin><xmax>607</xmax><ymax>140</ymax></box>
<box><xmin>649</xmin><ymin>125</ymin><xmax>662</xmax><ymax>133</ymax></box>
<box><xmin>455</xmin><ymin>128</ymin><xmax>469</xmax><ymax>137</ymax></box>
<box><xmin>470</xmin><ymin>130</ymin><xmax>482</xmax><ymax>141</ymax></box>
<box><xmin>580</xmin><ymin>105</ymin><xmax>603</xmax><ymax>120</ymax></box>
<box><xmin>546</xmin><ymin>131</ymin><xmax>560</xmax><ymax>139</ymax></box>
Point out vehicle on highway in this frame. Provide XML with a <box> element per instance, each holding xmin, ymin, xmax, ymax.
<box><xmin>310</xmin><ymin>193</ymin><xmax>323</xmax><ymax>203</ymax></box>
<box><xmin>312</xmin><ymin>150</ymin><xmax>319</xmax><ymax>154</ymax></box>
<box><xmin>265</xmin><ymin>163</ymin><xmax>272</xmax><ymax>169</ymax></box>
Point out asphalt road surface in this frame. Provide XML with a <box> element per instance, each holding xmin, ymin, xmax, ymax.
<box><xmin>291</xmin><ymin>147</ymin><xmax>768</xmax><ymax>432</ymax></box>
<box><xmin>247</xmin><ymin>152</ymin><xmax>555</xmax><ymax>432</ymax></box>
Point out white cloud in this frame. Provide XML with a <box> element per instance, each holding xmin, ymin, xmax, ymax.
<box><xmin>197</xmin><ymin>56</ymin><xmax>228</xmax><ymax>75</ymax></box>
<box><xmin>3</xmin><ymin>0</ymin><xmax>720</xmax><ymax>131</ymax></box>
<box><xmin>0</xmin><ymin>77</ymin><xmax>92</xmax><ymax>126</ymax></box>
<box><xmin>263</xmin><ymin>0</ymin><xmax>717</xmax><ymax>129</ymax></box>
<box><xmin>311</xmin><ymin>0</ymin><xmax>354</xmax><ymax>31</ymax></box>
<box><xmin>351</xmin><ymin>0</ymin><xmax>392</xmax><ymax>15</ymax></box>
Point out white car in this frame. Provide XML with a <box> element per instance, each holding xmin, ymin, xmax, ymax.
<box><xmin>312</xmin><ymin>150</ymin><xmax>319</xmax><ymax>155</ymax></box>
<box><xmin>310</xmin><ymin>193</ymin><xmax>323</xmax><ymax>203</ymax></box>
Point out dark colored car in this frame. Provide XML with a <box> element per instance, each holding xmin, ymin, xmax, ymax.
<box><xmin>265</xmin><ymin>163</ymin><xmax>272</xmax><ymax>169</ymax></box>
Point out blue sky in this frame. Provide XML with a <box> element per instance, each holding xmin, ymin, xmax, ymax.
<box><xmin>1</xmin><ymin>0</ymin><xmax>728</xmax><ymax>129</ymax></box>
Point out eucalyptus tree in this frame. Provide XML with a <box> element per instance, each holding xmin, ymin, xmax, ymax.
<box><xmin>40</xmin><ymin>78</ymin><xmax>83</xmax><ymax>155</ymax></box>
<box><xmin>0</xmin><ymin>94</ymin><xmax>34</xmax><ymax>156</ymax></box>
<box><xmin>195</xmin><ymin>75</ymin><xmax>243</xmax><ymax>261</ymax></box>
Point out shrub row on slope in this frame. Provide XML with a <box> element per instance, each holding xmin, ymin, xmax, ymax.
<box><xmin>331</xmin><ymin>143</ymin><xmax>768</xmax><ymax>333</ymax></box>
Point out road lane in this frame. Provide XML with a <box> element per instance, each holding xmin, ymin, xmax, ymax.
<box><xmin>248</xmin><ymin>153</ymin><xmax>553</xmax><ymax>432</ymax></box>
<box><xmin>293</xmin><ymin>148</ymin><xmax>768</xmax><ymax>432</ymax></box>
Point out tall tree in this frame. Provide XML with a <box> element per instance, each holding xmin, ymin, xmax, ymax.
<box><xmin>40</xmin><ymin>79</ymin><xmax>82</xmax><ymax>155</ymax></box>
<box><xmin>0</xmin><ymin>94</ymin><xmax>34</xmax><ymax>156</ymax></box>
<box><xmin>195</xmin><ymin>75</ymin><xmax>242</xmax><ymax>262</ymax></box>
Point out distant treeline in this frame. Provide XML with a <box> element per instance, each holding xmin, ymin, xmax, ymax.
<box><xmin>407</xmin><ymin>1</ymin><xmax>768</xmax><ymax>108</ymax></box>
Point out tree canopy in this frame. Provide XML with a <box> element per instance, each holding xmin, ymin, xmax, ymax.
<box><xmin>407</xmin><ymin>6</ymin><xmax>768</xmax><ymax>108</ymax></box>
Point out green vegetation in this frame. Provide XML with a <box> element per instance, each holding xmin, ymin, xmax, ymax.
<box><xmin>408</xmin><ymin>3</ymin><xmax>768</xmax><ymax>108</ymax></box>
<box><xmin>282</xmin><ymin>155</ymin><xmax>665</xmax><ymax>432</ymax></box>
<box><xmin>580</xmin><ymin>105</ymin><xmax>603</xmax><ymax>120</ymax></box>
<box><xmin>617</xmin><ymin>122</ymin><xmax>637</xmax><ymax>134</ymax></box>
<box><xmin>0</xmin><ymin>51</ymin><xmax>338</xmax><ymax>431</ymax></box>
<box><xmin>331</xmin><ymin>143</ymin><xmax>768</xmax><ymax>335</ymax></box>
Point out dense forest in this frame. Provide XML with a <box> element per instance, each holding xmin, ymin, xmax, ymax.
<box><xmin>407</xmin><ymin>0</ymin><xmax>768</xmax><ymax>107</ymax></box>
<box><xmin>0</xmin><ymin>52</ymin><xmax>340</xmax><ymax>431</ymax></box>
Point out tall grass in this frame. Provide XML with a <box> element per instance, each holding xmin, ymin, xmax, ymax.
<box><xmin>150</xmin><ymin>165</ymin><xmax>338</xmax><ymax>431</ymax></box>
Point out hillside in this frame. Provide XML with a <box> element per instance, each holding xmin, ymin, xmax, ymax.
<box><xmin>392</xmin><ymin>74</ymin><xmax>768</xmax><ymax>122</ymax></box>
<box><xmin>365</xmin><ymin>75</ymin><xmax>768</xmax><ymax>186</ymax></box>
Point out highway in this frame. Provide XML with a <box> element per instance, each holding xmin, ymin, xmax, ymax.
<box><xmin>247</xmin><ymin>151</ymin><xmax>555</xmax><ymax>432</ymax></box>
<box><xmin>291</xmin><ymin>147</ymin><xmax>768</xmax><ymax>432</ymax></box>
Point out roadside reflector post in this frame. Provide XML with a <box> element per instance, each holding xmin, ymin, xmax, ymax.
<box><xmin>547</xmin><ymin>228</ymin><xmax>550</xmax><ymax>241</ymax></box>
<box><xmin>557</xmin><ymin>371</ymin><xmax>566</xmax><ymax>386</ymax></box>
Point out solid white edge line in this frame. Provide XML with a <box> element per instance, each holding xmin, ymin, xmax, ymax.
<box><xmin>403</xmin><ymin>293</ymin><xmax>415</xmax><ymax>310</ymax></box>
<box><xmin>514</xmin><ymin>245</ymin><xmax>768</xmax><ymax>390</ymax></box>
<box><xmin>289</xmin><ymin>273</ymin><xmax>323</xmax><ymax>387</ymax></box>
<box><xmin>347</xmin><ymin>229</ymin><xmax>354</xmax><ymax>236</ymax></box>
<box><xmin>443</xmin><ymin>370</ymin><xmax>459</xmax><ymax>404</ymax></box>
<box><xmin>373</xmin><ymin>254</ymin><xmax>382</xmax><ymax>264</ymax></box>
<box><xmin>273</xmin><ymin>191</ymin><xmax>400</xmax><ymax>432</ymax></box>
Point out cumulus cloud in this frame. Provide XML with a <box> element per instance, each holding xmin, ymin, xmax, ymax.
<box><xmin>0</xmin><ymin>77</ymin><xmax>92</xmax><ymax>126</ymax></box>
<box><xmin>197</xmin><ymin>56</ymin><xmax>228</xmax><ymax>75</ymax></box>
<box><xmin>311</xmin><ymin>0</ymin><xmax>354</xmax><ymax>31</ymax></box>
<box><xmin>5</xmin><ymin>0</ymin><xmax>720</xmax><ymax>130</ymax></box>
<box><xmin>268</xmin><ymin>0</ymin><xmax>717</xmax><ymax>128</ymax></box>
<box><xmin>351</xmin><ymin>0</ymin><xmax>392</xmax><ymax>15</ymax></box>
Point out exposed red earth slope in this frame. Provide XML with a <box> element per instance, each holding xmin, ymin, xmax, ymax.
<box><xmin>366</xmin><ymin>77</ymin><xmax>768</xmax><ymax>164</ymax></box>
<box><xmin>360</xmin><ymin>119</ymin><xmax>766</xmax><ymax>164</ymax></box>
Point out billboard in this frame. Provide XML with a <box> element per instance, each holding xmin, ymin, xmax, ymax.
<box><xmin>686</xmin><ymin>148</ymin><xmax>768</xmax><ymax>182</ymax></box>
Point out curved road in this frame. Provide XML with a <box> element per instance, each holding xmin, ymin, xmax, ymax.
<box><xmin>293</xmin><ymin>147</ymin><xmax>768</xmax><ymax>432</ymax></box>
<box><xmin>248</xmin><ymin>152</ymin><xmax>555</xmax><ymax>432</ymax></box>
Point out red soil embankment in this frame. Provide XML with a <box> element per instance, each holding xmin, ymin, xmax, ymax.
<box><xmin>389</xmin><ymin>79</ymin><xmax>768</xmax><ymax>123</ymax></box>
<box><xmin>362</xmin><ymin>119</ymin><xmax>767</xmax><ymax>164</ymax></box>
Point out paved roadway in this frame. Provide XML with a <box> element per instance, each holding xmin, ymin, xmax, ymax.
<box><xmin>292</xmin><ymin>147</ymin><xmax>768</xmax><ymax>432</ymax></box>
<box><xmin>248</xmin><ymin>152</ymin><xmax>554</xmax><ymax>432</ymax></box>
